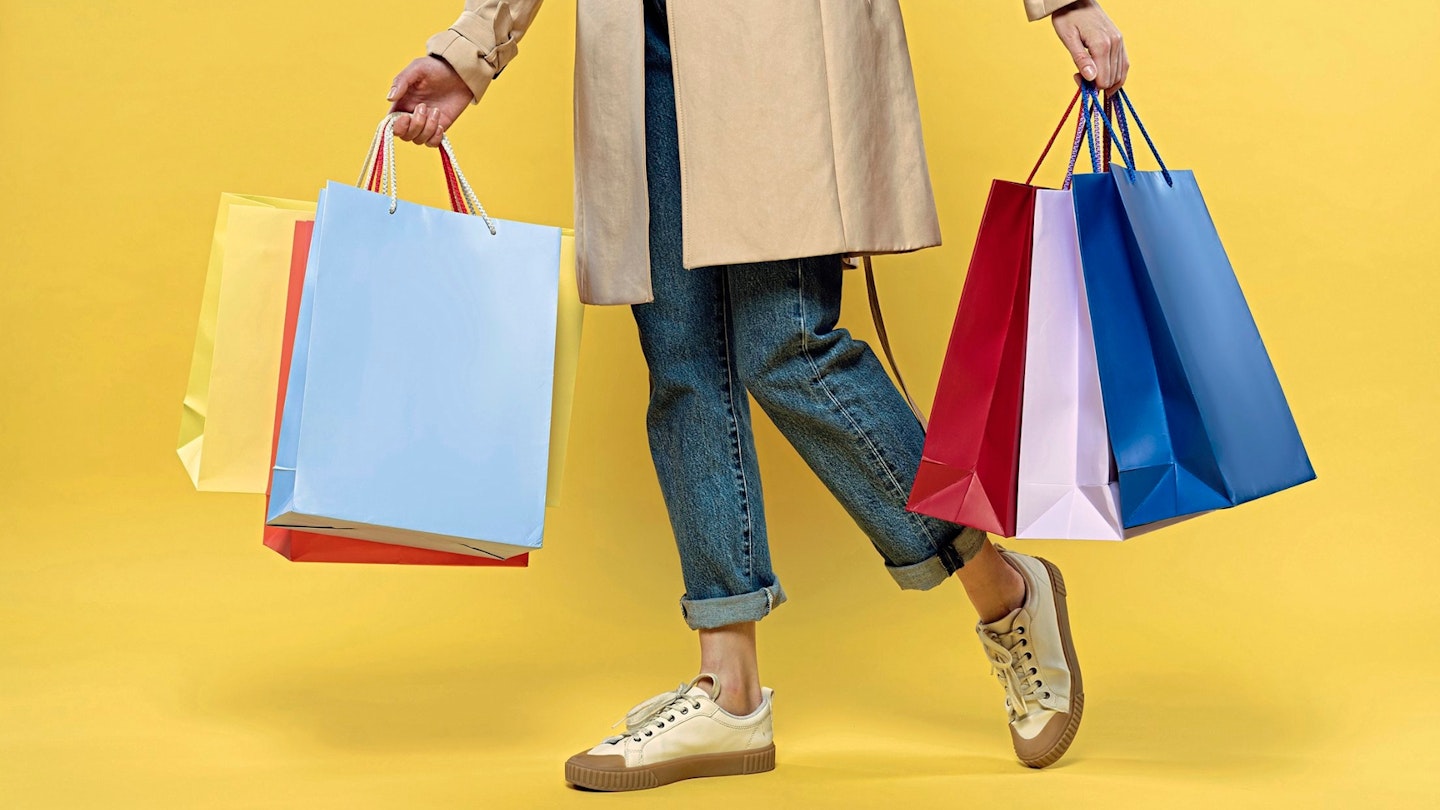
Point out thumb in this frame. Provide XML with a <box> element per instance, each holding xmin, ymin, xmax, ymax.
<box><xmin>1060</xmin><ymin>28</ymin><xmax>1099</xmax><ymax>83</ymax></box>
<box><xmin>387</xmin><ymin>71</ymin><xmax>414</xmax><ymax>106</ymax></box>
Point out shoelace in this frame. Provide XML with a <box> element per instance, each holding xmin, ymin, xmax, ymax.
<box><xmin>979</xmin><ymin>624</ymin><xmax>1042</xmax><ymax>720</ymax></box>
<box><xmin>603</xmin><ymin>674</ymin><xmax>717</xmax><ymax>744</ymax></box>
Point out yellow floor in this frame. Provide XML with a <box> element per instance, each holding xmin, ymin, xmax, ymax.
<box><xmin>4</xmin><ymin>309</ymin><xmax>1436</xmax><ymax>810</ymax></box>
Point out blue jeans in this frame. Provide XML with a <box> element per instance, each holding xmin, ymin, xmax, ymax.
<box><xmin>634</xmin><ymin>0</ymin><xmax>986</xmax><ymax>631</ymax></box>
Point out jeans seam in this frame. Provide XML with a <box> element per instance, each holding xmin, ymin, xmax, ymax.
<box><xmin>796</xmin><ymin>261</ymin><xmax>940</xmax><ymax>546</ymax></box>
<box><xmin>719</xmin><ymin>270</ymin><xmax>755</xmax><ymax>578</ymax></box>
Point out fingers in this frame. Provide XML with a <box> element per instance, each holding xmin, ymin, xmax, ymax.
<box><xmin>1060</xmin><ymin>27</ymin><xmax>1099</xmax><ymax>83</ymax></box>
<box><xmin>426</xmin><ymin>109</ymin><xmax>449</xmax><ymax>148</ymax></box>
<box><xmin>394</xmin><ymin>103</ymin><xmax>444</xmax><ymax>146</ymax></box>
<box><xmin>1109</xmin><ymin>31</ymin><xmax>1126</xmax><ymax>89</ymax></box>
<box><xmin>1115</xmin><ymin>38</ymin><xmax>1131</xmax><ymax>88</ymax></box>
<box><xmin>1089</xmin><ymin>26</ymin><xmax>1125</xmax><ymax>90</ymax></box>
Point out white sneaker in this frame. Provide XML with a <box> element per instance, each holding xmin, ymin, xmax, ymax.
<box><xmin>564</xmin><ymin>674</ymin><xmax>776</xmax><ymax>791</ymax></box>
<box><xmin>976</xmin><ymin>546</ymin><xmax>1085</xmax><ymax>768</ymax></box>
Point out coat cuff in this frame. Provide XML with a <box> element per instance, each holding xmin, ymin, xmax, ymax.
<box><xmin>425</xmin><ymin>9</ymin><xmax>523</xmax><ymax>105</ymax></box>
<box><xmin>1024</xmin><ymin>0</ymin><xmax>1082</xmax><ymax>22</ymax></box>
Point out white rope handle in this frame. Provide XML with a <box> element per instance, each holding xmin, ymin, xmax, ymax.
<box><xmin>355</xmin><ymin>112</ymin><xmax>497</xmax><ymax>235</ymax></box>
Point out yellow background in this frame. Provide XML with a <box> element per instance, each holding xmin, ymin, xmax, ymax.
<box><xmin>3</xmin><ymin>1</ymin><xmax>1437</xmax><ymax>807</ymax></box>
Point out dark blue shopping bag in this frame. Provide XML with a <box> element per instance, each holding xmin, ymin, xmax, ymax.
<box><xmin>1070</xmin><ymin>85</ymin><xmax>1314</xmax><ymax>528</ymax></box>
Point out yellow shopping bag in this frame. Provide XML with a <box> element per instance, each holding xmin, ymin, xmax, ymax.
<box><xmin>178</xmin><ymin>194</ymin><xmax>315</xmax><ymax>492</ymax></box>
<box><xmin>548</xmin><ymin>229</ymin><xmax>584</xmax><ymax>506</ymax></box>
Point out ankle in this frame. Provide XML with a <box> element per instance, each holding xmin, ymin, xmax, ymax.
<box><xmin>698</xmin><ymin>671</ymin><xmax>762</xmax><ymax>716</ymax></box>
<box><xmin>961</xmin><ymin>544</ymin><xmax>1028</xmax><ymax>623</ymax></box>
<box><xmin>716</xmin><ymin>684</ymin><xmax>763</xmax><ymax>717</ymax></box>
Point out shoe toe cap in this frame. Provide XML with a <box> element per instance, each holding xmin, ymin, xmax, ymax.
<box><xmin>1011</xmin><ymin>692</ymin><xmax>1085</xmax><ymax>768</ymax></box>
<box><xmin>567</xmin><ymin>752</ymin><xmax>628</xmax><ymax>772</ymax></box>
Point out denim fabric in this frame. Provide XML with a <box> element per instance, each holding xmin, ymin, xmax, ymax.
<box><xmin>635</xmin><ymin>0</ymin><xmax>986</xmax><ymax>631</ymax></box>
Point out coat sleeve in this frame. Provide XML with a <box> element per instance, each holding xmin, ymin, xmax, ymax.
<box><xmin>1023</xmin><ymin>0</ymin><xmax>1081</xmax><ymax>22</ymax></box>
<box><xmin>425</xmin><ymin>1</ymin><xmax>545</xmax><ymax>104</ymax></box>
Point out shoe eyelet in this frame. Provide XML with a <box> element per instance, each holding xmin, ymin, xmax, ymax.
<box><xmin>667</xmin><ymin>715</ymin><xmax>676</xmax><ymax>721</ymax></box>
<box><xmin>1017</xmin><ymin>627</ymin><xmax>1025</xmax><ymax>635</ymax></box>
<box><xmin>645</xmin><ymin>731</ymin><xmax>653</xmax><ymax>737</ymax></box>
<box><xmin>1044</xmin><ymin>692</ymin><xmax>1052</xmax><ymax>699</ymax></box>
<box><xmin>1024</xmin><ymin>652</ymin><xmax>1032</xmax><ymax>659</ymax></box>
<box><xmin>1035</xmin><ymin>680</ymin><xmax>1043</xmax><ymax>686</ymax></box>
<box><xmin>657</xmin><ymin>722</ymin><xmax>664</xmax><ymax>728</ymax></box>
<box><xmin>1029</xmin><ymin>667</ymin><xmax>1037</xmax><ymax>675</ymax></box>
<box><xmin>680</xmin><ymin>708</ymin><xmax>688</xmax><ymax>714</ymax></box>
<box><xmin>693</xmin><ymin>702</ymin><xmax>701</xmax><ymax>710</ymax></box>
<box><xmin>1020</xmin><ymin>639</ymin><xmax>1028</xmax><ymax>646</ymax></box>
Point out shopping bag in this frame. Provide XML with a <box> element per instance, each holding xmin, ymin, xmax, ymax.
<box><xmin>1072</xmin><ymin>86</ymin><xmax>1315</xmax><ymax>527</ymax></box>
<box><xmin>1015</xmin><ymin>181</ymin><xmax>1124</xmax><ymax>540</ymax></box>
<box><xmin>903</xmin><ymin>94</ymin><xmax>1102</xmax><ymax>536</ymax></box>
<box><xmin>262</xmin><ymin>221</ymin><xmax>529</xmax><ymax>566</ymax></box>
<box><xmin>546</xmin><ymin>227</ymin><xmax>584</xmax><ymax>508</ymax></box>
<box><xmin>178</xmin><ymin>193</ymin><xmax>314</xmax><ymax>492</ymax></box>
<box><xmin>905</xmin><ymin>179</ymin><xmax>1033</xmax><ymax>536</ymax></box>
<box><xmin>266</xmin><ymin>116</ymin><xmax>563</xmax><ymax>560</ymax></box>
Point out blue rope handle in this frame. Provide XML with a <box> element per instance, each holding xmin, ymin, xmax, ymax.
<box><xmin>1075</xmin><ymin>82</ymin><xmax>1177</xmax><ymax>187</ymax></box>
<box><xmin>1078</xmin><ymin>84</ymin><xmax>1129</xmax><ymax>176</ymax></box>
<box><xmin>1105</xmin><ymin>92</ymin><xmax>1133</xmax><ymax>168</ymax></box>
<box><xmin>1061</xmin><ymin>90</ymin><xmax>1095</xmax><ymax>189</ymax></box>
<box><xmin>1115</xmin><ymin>89</ymin><xmax>1173</xmax><ymax>186</ymax></box>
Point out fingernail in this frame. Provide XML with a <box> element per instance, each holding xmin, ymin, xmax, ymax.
<box><xmin>387</xmin><ymin>86</ymin><xmax>396</xmax><ymax>100</ymax></box>
<box><xmin>1083</xmin><ymin>66</ymin><xmax>1096</xmax><ymax>79</ymax></box>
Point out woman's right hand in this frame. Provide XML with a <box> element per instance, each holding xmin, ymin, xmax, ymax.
<box><xmin>1051</xmin><ymin>0</ymin><xmax>1129</xmax><ymax>91</ymax></box>
<box><xmin>387</xmin><ymin>55</ymin><xmax>475</xmax><ymax>147</ymax></box>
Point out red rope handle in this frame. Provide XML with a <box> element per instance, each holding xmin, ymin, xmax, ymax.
<box><xmin>1026</xmin><ymin>88</ymin><xmax>1084</xmax><ymax>186</ymax></box>
<box><xmin>367</xmin><ymin>139</ymin><xmax>386</xmax><ymax>192</ymax></box>
<box><xmin>438</xmin><ymin>147</ymin><xmax>467</xmax><ymax>214</ymax></box>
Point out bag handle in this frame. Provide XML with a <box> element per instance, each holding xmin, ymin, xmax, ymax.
<box><xmin>1078</xmin><ymin>83</ymin><xmax>1174</xmax><ymax>186</ymax></box>
<box><xmin>1025</xmin><ymin>88</ymin><xmax>1097</xmax><ymax>191</ymax></box>
<box><xmin>871</xmin><ymin>88</ymin><xmax>1087</xmax><ymax>432</ymax></box>
<box><xmin>864</xmin><ymin>257</ymin><xmax>928</xmax><ymax>430</ymax></box>
<box><xmin>868</xmin><ymin>84</ymin><xmax>1101</xmax><ymax>432</ymax></box>
<box><xmin>355</xmin><ymin>112</ymin><xmax>499</xmax><ymax>233</ymax></box>
<box><xmin>1111</xmin><ymin>88</ymin><xmax>1173</xmax><ymax>185</ymax></box>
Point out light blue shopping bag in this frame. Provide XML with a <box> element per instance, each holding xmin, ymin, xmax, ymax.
<box><xmin>1072</xmin><ymin>85</ymin><xmax>1314</xmax><ymax>527</ymax></box>
<box><xmin>267</xmin><ymin>122</ymin><xmax>562</xmax><ymax>560</ymax></box>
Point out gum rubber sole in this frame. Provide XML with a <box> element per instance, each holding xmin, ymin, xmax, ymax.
<box><xmin>1017</xmin><ymin>557</ymin><xmax>1085</xmax><ymax>769</ymax></box>
<box><xmin>565</xmin><ymin>744</ymin><xmax>776</xmax><ymax>792</ymax></box>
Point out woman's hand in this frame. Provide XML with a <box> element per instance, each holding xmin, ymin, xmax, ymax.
<box><xmin>387</xmin><ymin>56</ymin><xmax>474</xmax><ymax>147</ymax></box>
<box><xmin>1051</xmin><ymin>1</ymin><xmax>1129</xmax><ymax>90</ymax></box>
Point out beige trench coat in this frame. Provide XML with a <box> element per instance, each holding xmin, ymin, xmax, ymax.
<box><xmin>427</xmin><ymin>0</ymin><xmax>1078</xmax><ymax>306</ymax></box>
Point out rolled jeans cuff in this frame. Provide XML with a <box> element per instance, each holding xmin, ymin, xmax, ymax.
<box><xmin>679</xmin><ymin>582</ymin><xmax>787</xmax><ymax>630</ymax></box>
<box><xmin>885</xmin><ymin>525</ymin><xmax>988</xmax><ymax>591</ymax></box>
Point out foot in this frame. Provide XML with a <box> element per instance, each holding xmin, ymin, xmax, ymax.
<box><xmin>564</xmin><ymin>673</ymin><xmax>777</xmax><ymax>791</ymax></box>
<box><xmin>975</xmin><ymin>546</ymin><xmax>1085</xmax><ymax>768</ymax></box>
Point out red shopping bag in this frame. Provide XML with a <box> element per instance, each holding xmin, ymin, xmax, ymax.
<box><xmin>904</xmin><ymin>180</ymin><xmax>1035</xmax><ymax>537</ymax></box>
<box><xmin>905</xmin><ymin>92</ymin><xmax>1095</xmax><ymax>537</ymax></box>
<box><xmin>262</xmin><ymin>221</ymin><xmax>527</xmax><ymax>567</ymax></box>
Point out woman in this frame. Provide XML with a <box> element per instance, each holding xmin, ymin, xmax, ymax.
<box><xmin>387</xmin><ymin>0</ymin><xmax>1128</xmax><ymax>791</ymax></box>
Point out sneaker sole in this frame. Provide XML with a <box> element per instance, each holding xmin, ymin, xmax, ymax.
<box><xmin>1018</xmin><ymin>556</ymin><xmax>1084</xmax><ymax>769</ymax></box>
<box><xmin>565</xmin><ymin>744</ymin><xmax>776</xmax><ymax>792</ymax></box>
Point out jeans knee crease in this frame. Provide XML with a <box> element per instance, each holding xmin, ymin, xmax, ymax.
<box><xmin>794</xmin><ymin>265</ymin><xmax>939</xmax><ymax>546</ymax></box>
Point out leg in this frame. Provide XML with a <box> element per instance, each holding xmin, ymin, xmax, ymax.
<box><xmin>725</xmin><ymin>255</ymin><xmax>996</xmax><ymax>594</ymax></box>
<box><xmin>634</xmin><ymin>0</ymin><xmax>772</xmax><ymax>715</ymax></box>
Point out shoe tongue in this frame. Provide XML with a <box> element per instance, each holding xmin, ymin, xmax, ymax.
<box><xmin>979</xmin><ymin>606</ymin><xmax>1024</xmax><ymax>635</ymax></box>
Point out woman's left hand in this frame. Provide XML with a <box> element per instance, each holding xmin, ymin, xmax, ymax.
<box><xmin>1051</xmin><ymin>1</ymin><xmax>1129</xmax><ymax>90</ymax></box>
